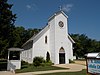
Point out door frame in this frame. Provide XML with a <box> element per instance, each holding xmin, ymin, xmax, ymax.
<box><xmin>59</xmin><ymin>47</ymin><xmax>65</xmax><ymax>64</ymax></box>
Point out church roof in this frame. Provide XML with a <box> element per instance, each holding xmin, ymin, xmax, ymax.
<box><xmin>68</xmin><ymin>35</ymin><xmax>75</xmax><ymax>43</ymax></box>
<box><xmin>8</xmin><ymin>48</ymin><xmax>24</xmax><ymax>51</ymax></box>
<box><xmin>48</xmin><ymin>11</ymin><xmax>68</xmax><ymax>21</ymax></box>
<box><xmin>22</xmin><ymin>25</ymin><xmax>50</xmax><ymax>47</ymax></box>
<box><xmin>86</xmin><ymin>53</ymin><xmax>100</xmax><ymax>58</ymax></box>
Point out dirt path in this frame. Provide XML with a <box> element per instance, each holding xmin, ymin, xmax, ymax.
<box><xmin>74</xmin><ymin>60</ymin><xmax>86</xmax><ymax>65</ymax></box>
<box><xmin>0</xmin><ymin>71</ymin><xmax>14</xmax><ymax>75</ymax></box>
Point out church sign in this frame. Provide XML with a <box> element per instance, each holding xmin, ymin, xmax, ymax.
<box><xmin>86</xmin><ymin>53</ymin><xmax>100</xmax><ymax>75</ymax></box>
<box><xmin>87</xmin><ymin>59</ymin><xmax>100</xmax><ymax>74</ymax></box>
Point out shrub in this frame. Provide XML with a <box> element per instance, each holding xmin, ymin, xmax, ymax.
<box><xmin>69</xmin><ymin>59</ymin><xmax>75</xmax><ymax>63</ymax></box>
<box><xmin>33</xmin><ymin>56</ymin><xmax>45</xmax><ymax>67</ymax></box>
<box><xmin>45</xmin><ymin>60</ymin><xmax>53</xmax><ymax>66</ymax></box>
<box><xmin>21</xmin><ymin>61</ymin><xmax>29</xmax><ymax>69</ymax></box>
<box><xmin>21</xmin><ymin>61</ymin><xmax>28</xmax><ymax>65</ymax></box>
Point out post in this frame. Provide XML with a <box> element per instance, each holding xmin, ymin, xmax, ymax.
<box><xmin>8</xmin><ymin>51</ymin><xmax>10</xmax><ymax>60</ymax></box>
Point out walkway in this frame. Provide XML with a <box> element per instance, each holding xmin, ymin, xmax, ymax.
<box><xmin>0</xmin><ymin>71</ymin><xmax>14</xmax><ymax>75</ymax></box>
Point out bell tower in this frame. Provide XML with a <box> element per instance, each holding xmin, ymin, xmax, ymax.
<box><xmin>49</xmin><ymin>11</ymin><xmax>69</xmax><ymax>64</ymax></box>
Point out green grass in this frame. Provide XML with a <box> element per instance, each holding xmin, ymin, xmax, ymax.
<box><xmin>39</xmin><ymin>69</ymin><xmax>87</xmax><ymax>75</ymax></box>
<box><xmin>16</xmin><ymin>61</ymin><xmax>68</xmax><ymax>73</ymax></box>
<box><xmin>15</xmin><ymin>64</ymin><xmax>68</xmax><ymax>73</ymax></box>
<box><xmin>16</xmin><ymin>61</ymin><xmax>87</xmax><ymax>75</ymax></box>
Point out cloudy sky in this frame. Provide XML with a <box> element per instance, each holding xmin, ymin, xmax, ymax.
<box><xmin>8</xmin><ymin>0</ymin><xmax>100</xmax><ymax>40</ymax></box>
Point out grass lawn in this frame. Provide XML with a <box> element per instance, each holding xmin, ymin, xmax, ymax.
<box><xmin>39</xmin><ymin>69</ymin><xmax>87</xmax><ymax>75</ymax></box>
<box><xmin>16</xmin><ymin>60</ymin><xmax>87</xmax><ymax>75</ymax></box>
<box><xmin>15</xmin><ymin>64</ymin><xmax>68</xmax><ymax>73</ymax></box>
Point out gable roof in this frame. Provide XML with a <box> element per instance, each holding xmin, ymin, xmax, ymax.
<box><xmin>22</xmin><ymin>25</ymin><xmax>50</xmax><ymax>47</ymax></box>
<box><xmin>8</xmin><ymin>48</ymin><xmax>24</xmax><ymax>51</ymax></box>
<box><xmin>48</xmin><ymin>11</ymin><xmax>68</xmax><ymax>21</ymax></box>
<box><xmin>68</xmin><ymin>35</ymin><xmax>75</xmax><ymax>43</ymax></box>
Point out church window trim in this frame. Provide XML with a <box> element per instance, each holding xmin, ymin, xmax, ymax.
<box><xmin>59</xmin><ymin>21</ymin><xmax>64</xmax><ymax>28</ymax></box>
<box><xmin>59</xmin><ymin>47</ymin><xmax>65</xmax><ymax>53</ymax></box>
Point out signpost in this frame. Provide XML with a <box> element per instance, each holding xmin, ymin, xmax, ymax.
<box><xmin>86</xmin><ymin>53</ymin><xmax>100</xmax><ymax>75</ymax></box>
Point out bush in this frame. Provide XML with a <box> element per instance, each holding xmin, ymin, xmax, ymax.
<box><xmin>33</xmin><ymin>56</ymin><xmax>45</xmax><ymax>67</ymax></box>
<box><xmin>69</xmin><ymin>59</ymin><xmax>75</xmax><ymax>63</ymax></box>
<box><xmin>0</xmin><ymin>59</ymin><xmax>7</xmax><ymax>71</ymax></box>
<box><xmin>45</xmin><ymin>60</ymin><xmax>53</xmax><ymax>66</ymax></box>
<box><xmin>21</xmin><ymin>61</ymin><xmax>28</xmax><ymax>65</ymax></box>
<box><xmin>21</xmin><ymin>61</ymin><xmax>29</xmax><ymax>69</ymax></box>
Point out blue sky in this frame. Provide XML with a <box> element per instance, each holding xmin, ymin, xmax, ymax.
<box><xmin>8</xmin><ymin>0</ymin><xmax>100</xmax><ymax>41</ymax></box>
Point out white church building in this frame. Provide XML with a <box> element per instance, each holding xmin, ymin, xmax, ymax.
<box><xmin>21</xmin><ymin>11</ymin><xmax>75</xmax><ymax>64</ymax></box>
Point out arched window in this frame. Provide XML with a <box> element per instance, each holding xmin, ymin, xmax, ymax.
<box><xmin>46</xmin><ymin>52</ymin><xmax>50</xmax><ymax>62</ymax></box>
<box><xmin>45</xmin><ymin>36</ymin><xmax>47</xmax><ymax>44</ymax></box>
<box><xmin>59</xmin><ymin>47</ymin><xmax>65</xmax><ymax>53</ymax></box>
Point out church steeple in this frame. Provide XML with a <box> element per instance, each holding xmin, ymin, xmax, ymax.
<box><xmin>48</xmin><ymin>10</ymin><xmax>68</xmax><ymax>22</ymax></box>
<box><xmin>59</xmin><ymin>6</ymin><xmax>62</xmax><ymax>11</ymax></box>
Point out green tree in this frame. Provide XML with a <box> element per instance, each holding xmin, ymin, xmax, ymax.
<box><xmin>21</xmin><ymin>28</ymin><xmax>41</xmax><ymax>45</ymax></box>
<box><xmin>0</xmin><ymin>0</ymin><xmax>16</xmax><ymax>58</ymax></box>
<box><xmin>11</xmin><ymin>26</ymin><xmax>25</xmax><ymax>47</ymax></box>
<box><xmin>71</xmin><ymin>34</ymin><xmax>100</xmax><ymax>59</ymax></box>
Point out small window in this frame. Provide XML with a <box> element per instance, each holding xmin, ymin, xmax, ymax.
<box><xmin>9</xmin><ymin>51</ymin><xmax>20</xmax><ymax>60</ymax></box>
<box><xmin>45</xmin><ymin>36</ymin><xmax>47</xmax><ymax>44</ymax></box>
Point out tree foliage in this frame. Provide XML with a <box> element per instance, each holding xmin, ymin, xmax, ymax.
<box><xmin>0</xmin><ymin>0</ymin><xmax>16</xmax><ymax>58</ymax></box>
<box><xmin>70</xmin><ymin>34</ymin><xmax>100</xmax><ymax>59</ymax></box>
<box><xmin>0</xmin><ymin>0</ymin><xmax>41</xmax><ymax>58</ymax></box>
<box><xmin>0</xmin><ymin>0</ymin><xmax>100</xmax><ymax>60</ymax></box>
<box><xmin>33</xmin><ymin>56</ymin><xmax>45</xmax><ymax>67</ymax></box>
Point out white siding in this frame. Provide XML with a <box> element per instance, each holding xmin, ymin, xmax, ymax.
<box><xmin>7</xmin><ymin>60</ymin><xmax>21</xmax><ymax>70</ymax></box>
<box><xmin>54</xmin><ymin>13</ymin><xmax>69</xmax><ymax>64</ymax></box>
<box><xmin>67</xmin><ymin>39</ymin><xmax>73</xmax><ymax>60</ymax></box>
<box><xmin>49</xmin><ymin>18</ymin><xmax>55</xmax><ymax>63</ymax></box>
<box><xmin>33</xmin><ymin>29</ymin><xmax>50</xmax><ymax>60</ymax></box>
<box><xmin>21</xmin><ymin>48</ymin><xmax>33</xmax><ymax>63</ymax></box>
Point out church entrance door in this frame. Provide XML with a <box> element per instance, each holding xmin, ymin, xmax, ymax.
<box><xmin>59</xmin><ymin>47</ymin><xmax>65</xmax><ymax>64</ymax></box>
<box><xmin>59</xmin><ymin>53</ymin><xmax>65</xmax><ymax>64</ymax></box>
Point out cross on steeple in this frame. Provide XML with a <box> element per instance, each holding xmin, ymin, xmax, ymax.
<box><xmin>59</xmin><ymin>6</ymin><xmax>62</xmax><ymax>11</ymax></box>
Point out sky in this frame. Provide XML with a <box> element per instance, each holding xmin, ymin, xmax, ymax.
<box><xmin>8</xmin><ymin>0</ymin><xmax>100</xmax><ymax>41</ymax></box>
